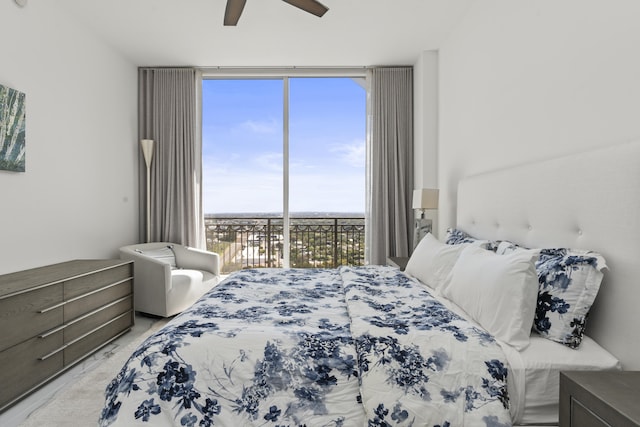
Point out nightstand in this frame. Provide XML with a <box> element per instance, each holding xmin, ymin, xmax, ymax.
<box><xmin>387</xmin><ymin>257</ymin><xmax>410</xmax><ymax>271</ymax></box>
<box><xmin>559</xmin><ymin>371</ymin><xmax>640</xmax><ymax>427</ymax></box>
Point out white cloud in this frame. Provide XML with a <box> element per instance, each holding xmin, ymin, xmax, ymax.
<box><xmin>289</xmin><ymin>170</ymin><xmax>365</xmax><ymax>213</ymax></box>
<box><xmin>241</xmin><ymin>118</ymin><xmax>279</xmax><ymax>134</ymax></box>
<box><xmin>253</xmin><ymin>152</ymin><xmax>283</xmax><ymax>172</ymax></box>
<box><xmin>203</xmin><ymin>167</ymin><xmax>283</xmax><ymax>213</ymax></box>
<box><xmin>329</xmin><ymin>139</ymin><xmax>366</xmax><ymax>168</ymax></box>
<box><xmin>202</xmin><ymin>143</ymin><xmax>365</xmax><ymax>214</ymax></box>
<box><xmin>202</xmin><ymin>163</ymin><xmax>364</xmax><ymax>214</ymax></box>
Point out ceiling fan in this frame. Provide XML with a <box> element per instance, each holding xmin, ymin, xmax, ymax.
<box><xmin>224</xmin><ymin>0</ymin><xmax>329</xmax><ymax>26</ymax></box>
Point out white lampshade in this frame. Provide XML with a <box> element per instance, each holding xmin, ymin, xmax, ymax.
<box><xmin>412</xmin><ymin>188</ymin><xmax>439</xmax><ymax>210</ymax></box>
<box><xmin>140</xmin><ymin>139</ymin><xmax>154</xmax><ymax>168</ymax></box>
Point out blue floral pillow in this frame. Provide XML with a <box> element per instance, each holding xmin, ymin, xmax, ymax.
<box><xmin>445</xmin><ymin>228</ymin><xmax>500</xmax><ymax>251</ymax></box>
<box><xmin>498</xmin><ymin>242</ymin><xmax>607</xmax><ymax>348</ymax></box>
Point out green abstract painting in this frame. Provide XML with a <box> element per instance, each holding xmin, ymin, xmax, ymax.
<box><xmin>0</xmin><ymin>84</ymin><xmax>26</xmax><ymax>172</ymax></box>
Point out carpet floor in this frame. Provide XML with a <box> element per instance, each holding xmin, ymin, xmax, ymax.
<box><xmin>19</xmin><ymin>318</ymin><xmax>168</xmax><ymax>427</ymax></box>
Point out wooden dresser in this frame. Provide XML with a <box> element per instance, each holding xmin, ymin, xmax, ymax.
<box><xmin>0</xmin><ymin>259</ymin><xmax>134</xmax><ymax>411</ymax></box>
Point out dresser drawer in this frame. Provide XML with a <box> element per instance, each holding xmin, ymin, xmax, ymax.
<box><xmin>570</xmin><ymin>398</ymin><xmax>611</xmax><ymax>427</ymax></box>
<box><xmin>65</xmin><ymin>296</ymin><xmax>133</xmax><ymax>343</ymax></box>
<box><xmin>64</xmin><ymin>279</ymin><xmax>132</xmax><ymax>322</ymax></box>
<box><xmin>64</xmin><ymin>263</ymin><xmax>132</xmax><ymax>300</ymax></box>
<box><xmin>0</xmin><ymin>284</ymin><xmax>64</xmax><ymax>352</ymax></box>
<box><xmin>0</xmin><ymin>330</ymin><xmax>64</xmax><ymax>409</ymax></box>
<box><xmin>64</xmin><ymin>311</ymin><xmax>133</xmax><ymax>366</ymax></box>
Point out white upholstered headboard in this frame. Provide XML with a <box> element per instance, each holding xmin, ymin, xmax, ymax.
<box><xmin>456</xmin><ymin>140</ymin><xmax>640</xmax><ymax>370</ymax></box>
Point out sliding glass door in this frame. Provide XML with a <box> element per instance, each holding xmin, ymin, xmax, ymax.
<box><xmin>288</xmin><ymin>78</ymin><xmax>366</xmax><ymax>268</ymax></box>
<box><xmin>202</xmin><ymin>75</ymin><xmax>365</xmax><ymax>273</ymax></box>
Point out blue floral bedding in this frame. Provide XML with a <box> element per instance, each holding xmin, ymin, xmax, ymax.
<box><xmin>99</xmin><ymin>266</ymin><xmax>512</xmax><ymax>426</ymax></box>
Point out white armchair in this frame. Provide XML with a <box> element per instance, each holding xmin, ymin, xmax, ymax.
<box><xmin>119</xmin><ymin>242</ymin><xmax>221</xmax><ymax>317</ymax></box>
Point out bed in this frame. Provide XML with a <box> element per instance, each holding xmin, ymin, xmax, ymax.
<box><xmin>99</xmin><ymin>140</ymin><xmax>640</xmax><ymax>426</ymax></box>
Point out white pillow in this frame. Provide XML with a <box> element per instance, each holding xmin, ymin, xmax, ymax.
<box><xmin>136</xmin><ymin>246</ymin><xmax>177</xmax><ymax>269</ymax></box>
<box><xmin>440</xmin><ymin>245</ymin><xmax>539</xmax><ymax>350</ymax></box>
<box><xmin>405</xmin><ymin>233</ymin><xmax>467</xmax><ymax>292</ymax></box>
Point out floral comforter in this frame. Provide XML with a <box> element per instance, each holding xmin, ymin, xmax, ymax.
<box><xmin>99</xmin><ymin>266</ymin><xmax>512</xmax><ymax>426</ymax></box>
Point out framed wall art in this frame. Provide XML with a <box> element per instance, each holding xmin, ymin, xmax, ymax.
<box><xmin>0</xmin><ymin>84</ymin><xmax>26</xmax><ymax>172</ymax></box>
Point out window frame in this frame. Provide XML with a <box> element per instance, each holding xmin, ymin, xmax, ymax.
<box><xmin>201</xmin><ymin>68</ymin><xmax>368</xmax><ymax>268</ymax></box>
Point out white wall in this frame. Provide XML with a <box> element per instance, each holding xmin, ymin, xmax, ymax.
<box><xmin>439</xmin><ymin>0</ymin><xmax>640</xmax><ymax>234</ymax></box>
<box><xmin>0</xmin><ymin>2</ymin><xmax>138</xmax><ymax>274</ymax></box>
<box><xmin>413</xmin><ymin>51</ymin><xmax>439</xmax><ymax>236</ymax></box>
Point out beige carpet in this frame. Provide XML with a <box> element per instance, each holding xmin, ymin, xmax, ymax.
<box><xmin>19</xmin><ymin>319</ymin><xmax>168</xmax><ymax>427</ymax></box>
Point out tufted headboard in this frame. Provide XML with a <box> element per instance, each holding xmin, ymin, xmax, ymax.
<box><xmin>456</xmin><ymin>140</ymin><xmax>640</xmax><ymax>370</ymax></box>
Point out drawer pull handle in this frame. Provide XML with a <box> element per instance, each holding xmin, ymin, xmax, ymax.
<box><xmin>64</xmin><ymin>294</ymin><xmax>132</xmax><ymax>326</ymax></box>
<box><xmin>38</xmin><ymin>310</ymin><xmax>132</xmax><ymax>360</ymax></box>
<box><xmin>39</xmin><ymin>345</ymin><xmax>66</xmax><ymax>361</ymax></box>
<box><xmin>39</xmin><ymin>301</ymin><xmax>66</xmax><ymax>313</ymax></box>
<box><xmin>39</xmin><ymin>324</ymin><xmax>67</xmax><ymax>338</ymax></box>
<box><xmin>65</xmin><ymin>278</ymin><xmax>132</xmax><ymax>304</ymax></box>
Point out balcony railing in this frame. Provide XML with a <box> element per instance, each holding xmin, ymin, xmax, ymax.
<box><xmin>205</xmin><ymin>216</ymin><xmax>365</xmax><ymax>274</ymax></box>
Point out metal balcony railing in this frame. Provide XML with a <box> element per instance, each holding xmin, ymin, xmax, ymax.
<box><xmin>205</xmin><ymin>216</ymin><xmax>365</xmax><ymax>274</ymax></box>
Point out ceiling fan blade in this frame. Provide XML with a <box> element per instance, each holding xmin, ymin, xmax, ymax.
<box><xmin>224</xmin><ymin>0</ymin><xmax>247</xmax><ymax>26</ymax></box>
<box><xmin>281</xmin><ymin>0</ymin><xmax>329</xmax><ymax>17</ymax></box>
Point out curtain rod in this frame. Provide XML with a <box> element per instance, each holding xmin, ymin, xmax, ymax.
<box><xmin>199</xmin><ymin>66</ymin><xmax>369</xmax><ymax>78</ymax></box>
<box><xmin>139</xmin><ymin>65</ymin><xmax>411</xmax><ymax>77</ymax></box>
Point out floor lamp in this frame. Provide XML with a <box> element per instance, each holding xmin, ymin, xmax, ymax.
<box><xmin>140</xmin><ymin>139</ymin><xmax>154</xmax><ymax>243</ymax></box>
<box><xmin>412</xmin><ymin>188</ymin><xmax>439</xmax><ymax>249</ymax></box>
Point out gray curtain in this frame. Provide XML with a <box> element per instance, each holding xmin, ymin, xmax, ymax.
<box><xmin>138</xmin><ymin>68</ymin><xmax>204</xmax><ymax>248</ymax></box>
<box><xmin>367</xmin><ymin>67</ymin><xmax>414</xmax><ymax>265</ymax></box>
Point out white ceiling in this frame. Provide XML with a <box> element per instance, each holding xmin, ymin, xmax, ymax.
<box><xmin>54</xmin><ymin>0</ymin><xmax>474</xmax><ymax>67</ymax></box>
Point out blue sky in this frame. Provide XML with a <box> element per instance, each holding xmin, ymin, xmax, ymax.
<box><xmin>202</xmin><ymin>78</ymin><xmax>366</xmax><ymax>214</ymax></box>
